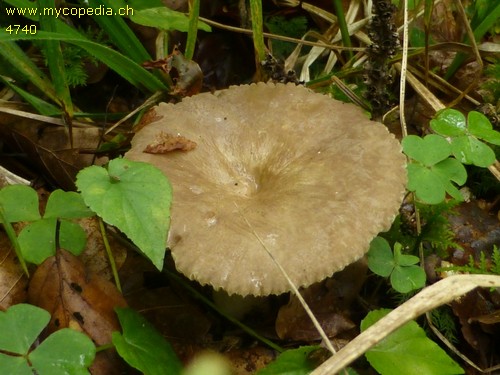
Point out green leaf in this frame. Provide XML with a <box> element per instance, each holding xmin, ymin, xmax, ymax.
<box><xmin>44</xmin><ymin>190</ymin><xmax>94</xmax><ymax>219</ymax></box>
<box><xmin>130</xmin><ymin>7</ymin><xmax>211</xmax><ymax>32</ymax></box>
<box><xmin>468</xmin><ymin>111</ymin><xmax>500</xmax><ymax>145</ymax></box>
<box><xmin>76</xmin><ymin>158</ymin><xmax>172</xmax><ymax>269</ymax></box>
<box><xmin>0</xmin><ymin>185</ymin><xmax>41</xmax><ymax>222</ymax></box>
<box><xmin>19</xmin><ymin>218</ymin><xmax>87</xmax><ymax>264</ymax></box>
<box><xmin>450</xmin><ymin>136</ymin><xmax>495</xmax><ymax>167</ymax></box>
<box><xmin>18</xmin><ymin>218</ymin><xmax>57</xmax><ymax>264</ymax></box>
<box><xmin>113</xmin><ymin>307</ymin><xmax>182</xmax><ymax>375</ymax></box>
<box><xmin>430</xmin><ymin>109</ymin><xmax>467</xmax><ymax>137</ymax></box>
<box><xmin>361</xmin><ymin>309</ymin><xmax>464</xmax><ymax>375</ymax></box>
<box><xmin>390</xmin><ymin>265</ymin><xmax>426</xmax><ymax>293</ymax></box>
<box><xmin>0</xmin><ymin>305</ymin><xmax>95</xmax><ymax>374</ymax></box>
<box><xmin>433</xmin><ymin>158</ymin><xmax>467</xmax><ymax>202</ymax></box>
<box><xmin>433</xmin><ymin>158</ymin><xmax>467</xmax><ymax>185</ymax></box>
<box><xmin>402</xmin><ymin>135</ymin><xmax>451</xmax><ymax>166</ymax></box>
<box><xmin>29</xmin><ymin>329</ymin><xmax>95</xmax><ymax>375</ymax></box>
<box><xmin>0</xmin><ymin>354</ymin><xmax>31</xmax><ymax>375</ymax></box>
<box><xmin>59</xmin><ymin>220</ymin><xmax>87</xmax><ymax>256</ymax></box>
<box><xmin>407</xmin><ymin>156</ymin><xmax>467</xmax><ymax>205</ymax></box>
<box><xmin>398</xmin><ymin>254</ymin><xmax>420</xmax><ymax>267</ymax></box>
<box><xmin>256</xmin><ymin>346</ymin><xmax>319</xmax><ymax>375</ymax></box>
<box><xmin>0</xmin><ymin>305</ymin><xmax>93</xmax><ymax>371</ymax></box>
<box><xmin>0</xmin><ymin>304</ymin><xmax>50</xmax><ymax>354</ymax></box>
<box><xmin>367</xmin><ymin>237</ymin><xmax>395</xmax><ymax>277</ymax></box>
<box><xmin>406</xmin><ymin>163</ymin><xmax>446</xmax><ymax>204</ymax></box>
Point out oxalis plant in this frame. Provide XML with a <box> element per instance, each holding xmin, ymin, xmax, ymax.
<box><xmin>369</xmin><ymin>109</ymin><xmax>500</xmax><ymax>291</ymax></box>
<box><xmin>364</xmin><ymin>108</ymin><xmax>500</xmax><ymax>375</ymax></box>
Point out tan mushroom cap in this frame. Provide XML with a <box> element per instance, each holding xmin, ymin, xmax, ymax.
<box><xmin>126</xmin><ymin>83</ymin><xmax>407</xmax><ymax>296</ymax></box>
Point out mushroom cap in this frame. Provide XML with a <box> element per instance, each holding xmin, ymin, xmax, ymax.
<box><xmin>125</xmin><ymin>83</ymin><xmax>407</xmax><ymax>296</ymax></box>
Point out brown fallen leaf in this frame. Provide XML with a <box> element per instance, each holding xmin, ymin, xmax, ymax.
<box><xmin>0</xmin><ymin>113</ymin><xmax>107</xmax><ymax>190</ymax></box>
<box><xmin>451</xmin><ymin>288</ymin><xmax>500</xmax><ymax>368</ymax></box>
<box><xmin>78</xmin><ymin>217</ymin><xmax>127</xmax><ymax>281</ymax></box>
<box><xmin>275</xmin><ymin>260</ymin><xmax>367</xmax><ymax>341</ymax></box>
<box><xmin>144</xmin><ymin>131</ymin><xmax>197</xmax><ymax>153</ymax></box>
<box><xmin>28</xmin><ymin>249</ymin><xmax>127</xmax><ymax>374</ymax></box>
<box><xmin>0</xmin><ymin>232</ymin><xmax>28</xmax><ymax>310</ymax></box>
<box><xmin>275</xmin><ymin>283</ymin><xmax>356</xmax><ymax>341</ymax></box>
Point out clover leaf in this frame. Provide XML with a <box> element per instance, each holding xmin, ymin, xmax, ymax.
<box><xmin>367</xmin><ymin>237</ymin><xmax>426</xmax><ymax>294</ymax></box>
<box><xmin>0</xmin><ymin>185</ymin><xmax>41</xmax><ymax>222</ymax></box>
<box><xmin>431</xmin><ymin>109</ymin><xmax>499</xmax><ymax>167</ymax></box>
<box><xmin>403</xmin><ymin>135</ymin><xmax>467</xmax><ymax>204</ymax></box>
<box><xmin>17</xmin><ymin>189</ymin><xmax>94</xmax><ymax>264</ymax></box>
<box><xmin>0</xmin><ymin>304</ymin><xmax>95</xmax><ymax>375</ymax></box>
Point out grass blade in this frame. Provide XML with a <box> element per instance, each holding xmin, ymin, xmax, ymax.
<box><xmin>0</xmin><ymin>31</ymin><xmax>168</xmax><ymax>93</ymax></box>
<box><xmin>332</xmin><ymin>0</ymin><xmax>352</xmax><ymax>59</ymax></box>
<box><xmin>84</xmin><ymin>0</ymin><xmax>152</xmax><ymax>64</ymax></box>
<box><xmin>185</xmin><ymin>0</ymin><xmax>201</xmax><ymax>60</ymax></box>
<box><xmin>249</xmin><ymin>0</ymin><xmax>266</xmax><ymax>73</ymax></box>
<box><xmin>0</xmin><ymin>41</ymin><xmax>58</xmax><ymax>102</ymax></box>
<box><xmin>0</xmin><ymin>77</ymin><xmax>62</xmax><ymax>115</ymax></box>
<box><xmin>38</xmin><ymin>0</ymin><xmax>73</xmax><ymax>119</ymax></box>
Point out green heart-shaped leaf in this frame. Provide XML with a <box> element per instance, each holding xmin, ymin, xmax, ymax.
<box><xmin>18</xmin><ymin>218</ymin><xmax>58</xmax><ymax>264</ymax></box>
<box><xmin>18</xmin><ymin>218</ymin><xmax>87</xmax><ymax>265</ymax></box>
<box><xmin>402</xmin><ymin>135</ymin><xmax>451</xmax><ymax>166</ymax></box>
<box><xmin>407</xmin><ymin>163</ymin><xmax>446</xmax><ymax>204</ymax></box>
<box><xmin>0</xmin><ymin>304</ymin><xmax>95</xmax><ymax>375</ymax></box>
<box><xmin>451</xmin><ymin>136</ymin><xmax>495</xmax><ymax>167</ymax></box>
<box><xmin>44</xmin><ymin>190</ymin><xmax>94</xmax><ymax>219</ymax></box>
<box><xmin>430</xmin><ymin>109</ymin><xmax>467</xmax><ymax>137</ymax></box>
<box><xmin>0</xmin><ymin>354</ymin><xmax>31</xmax><ymax>375</ymax></box>
<box><xmin>433</xmin><ymin>158</ymin><xmax>467</xmax><ymax>202</ymax></box>
<box><xmin>0</xmin><ymin>185</ymin><xmax>41</xmax><ymax>222</ymax></box>
<box><xmin>76</xmin><ymin>158</ymin><xmax>172</xmax><ymax>269</ymax></box>
<box><xmin>398</xmin><ymin>254</ymin><xmax>420</xmax><ymax>267</ymax></box>
<box><xmin>367</xmin><ymin>237</ymin><xmax>395</xmax><ymax>277</ymax></box>
<box><xmin>468</xmin><ymin>111</ymin><xmax>500</xmax><ymax>145</ymax></box>
<box><xmin>0</xmin><ymin>304</ymin><xmax>49</xmax><ymax>354</ymax></box>
<box><xmin>391</xmin><ymin>265</ymin><xmax>426</xmax><ymax>293</ymax></box>
<box><xmin>29</xmin><ymin>329</ymin><xmax>95</xmax><ymax>375</ymax></box>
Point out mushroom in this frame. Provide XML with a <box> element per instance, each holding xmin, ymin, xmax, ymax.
<box><xmin>125</xmin><ymin>82</ymin><xmax>407</xmax><ymax>296</ymax></box>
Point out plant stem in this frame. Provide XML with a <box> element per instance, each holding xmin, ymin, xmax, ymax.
<box><xmin>165</xmin><ymin>269</ymin><xmax>284</xmax><ymax>353</ymax></box>
<box><xmin>0</xmin><ymin>207</ymin><xmax>29</xmax><ymax>276</ymax></box>
<box><xmin>332</xmin><ymin>0</ymin><xmax>352</xmax><ymax>60</ymax></box>
<box><xmin>249</xmin><ymin>0</ymin><xmax>266</xmax><ymax>77</ymax></box>
<box><xmin>98</xmin><ymin>217</ymin><xmax>122</xmax><ymax>293</ymax></box>
<box><xmin>185</xmin><ymin>0</ymin><xmax>200</xmax><ymax>60</ymax></box>
<box><xmin>95</xmin><ymin>343</ymin><xmax>115</xmax><ymax>352</ymax></box>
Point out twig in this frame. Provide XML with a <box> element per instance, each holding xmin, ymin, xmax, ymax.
<box><xmin>399</xmin><ymin>0</ymin><xmax>409</xmax><ymax>137</ymax></box>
